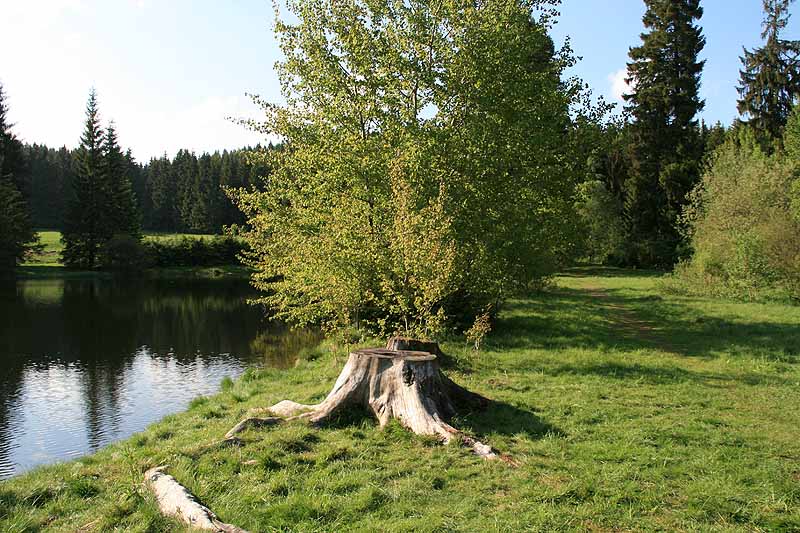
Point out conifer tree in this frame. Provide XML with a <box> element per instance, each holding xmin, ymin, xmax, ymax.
<box><xmin>62</xmin><ymin>89</ymin><xmax>107</xmax><ymax>268</ymax></box>
<box><xmin>737</xmin><ymin>0</ymin><xmax>800</xmax><ymax>144</ymax></box>
<box><xmin>126</xmin><ymin>149</ymin><xmax>150</xmax><ymax>228</ymax></box>
<box><xmin>0</xmin><ymin>82</ymin><xmax>38</xmax><ymax>271</ymax></box>
<box><xmin>624</xmin><ymin>0</ymin><xmax>706</xmax><ymax>266</ymax></box>
<box><xmin>102</xmin><ymin>123</ymin><xmax>141</xmax><ymax>238</ymax></box>
<box><xmin>146</xmin><ymin>154</ymin><xmax>177</xmax><ymax>232</ymax></box>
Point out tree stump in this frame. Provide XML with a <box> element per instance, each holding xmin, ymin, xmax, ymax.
<box><xmin>266</xmin><ymin>339</ymin><xmax>507</xmax><ymax>462</ymax></box>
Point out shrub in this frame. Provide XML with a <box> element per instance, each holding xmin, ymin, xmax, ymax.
<box><xmin>669</xmin><ymin>125</ymin><xmax>800</xmax><ymax>301</ymax></box>
<box><xmin>142</xmin><ymin>236</ymin><xmax>245</xmax><ymax>267</ymax></box>
<box><xmin>97</xmin><ymin>234</ymin><xmax>150</xmax><ymax>272</ymax></box>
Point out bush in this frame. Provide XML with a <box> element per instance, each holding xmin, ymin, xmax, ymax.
<box><xmin>668</xmin><ymin>125</ymin><xmax>800</xmax><ymax>301</ymax></box>
<box><xmin>97</xmin><ymin>235</ymin><xmax>150</xmax><ymax>272</ymax></box>
<box><xmin>142</xmin><ymin>236</ymin><xmax>245</xmax><ymax>267</ymax></box>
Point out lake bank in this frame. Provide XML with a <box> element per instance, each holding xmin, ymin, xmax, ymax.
<box><xmin>1</xmin><ymin>268</ymin><xmax>799</xmax><ymax>531</ymax></box>
<box><xmin>10</xmin><ymin>230</ymin><xmax>250</xmax><ymax>281</ymax></box>
<box><xmin>12</xmin><ymin>264</ymin><xmax>251</xmax><ymax>281</ymax></box>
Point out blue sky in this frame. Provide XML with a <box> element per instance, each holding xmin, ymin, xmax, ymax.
<box><xmin>1</xmin><ymin>0</ymin><xmax>797</xmax><ymax>161</ymax></box>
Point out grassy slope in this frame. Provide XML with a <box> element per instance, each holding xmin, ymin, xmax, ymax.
<box><xmin>1</xmin><ymin>268</ymin><xmax>798</xmax><ymax>532</ymax></box>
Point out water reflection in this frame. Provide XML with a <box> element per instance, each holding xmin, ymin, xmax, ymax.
<box><xmin>0</xmin><ymin>277</ymin><xmax>320</xmax><ymax>479</ymax></box>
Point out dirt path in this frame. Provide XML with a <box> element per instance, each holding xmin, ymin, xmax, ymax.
<box><xmin>584</xmin><ymin>286</ymin><xmax>676</xmax><ymax>352</ymax></box>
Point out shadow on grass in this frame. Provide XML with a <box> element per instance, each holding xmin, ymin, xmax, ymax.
<box><xmin>559</xmin><ymin>265</ymin><xmax>665</xmax><ymax>279</ymax></box>
<box><xmin>313</xmin><ymin>396</ymin><xmax>564</xmax><ymax>443</ymax></box>
<box><xmin>459</xmin><ymin>400</ymin><xmax>566</xmax><ymax>440</ymax></box>
<box><xmin>493</xmin><ymin>282</ymin><xmax>799</xmax><ymax>364</ymax></box>
<box><xmin>541</xmin><ymin>361</ymin><xmax>794</xmax><ymax>387</ymax></box>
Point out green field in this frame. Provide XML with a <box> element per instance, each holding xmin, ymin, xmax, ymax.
<box><xmin>23</xmin><ymin>231</ymin><xmax>217</xmax><ymax>267</ymax></box>
<box><xmin>1</xmin><ymin>268</ymin><xmax>798</xmax><ymax>531</ymax></box>
<box><xmin>15</xmin><ymin>231</ymin><xmax>248</xmax><ymax>279</ymax></box>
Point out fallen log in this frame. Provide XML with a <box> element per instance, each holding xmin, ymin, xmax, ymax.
<box><xmin>144</xmin><ymin>466</ymin><xmax>249</xmax><ymax>533</ymax></box>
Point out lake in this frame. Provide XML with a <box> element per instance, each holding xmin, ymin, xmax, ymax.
<box><xmin>0</xmin><ymin>276</ymin><xmax>320</xmax><ymax>480</ymax></box>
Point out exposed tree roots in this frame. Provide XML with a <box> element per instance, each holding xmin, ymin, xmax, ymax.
<box><xmin>225</xmin><ymin>338</ymin><xmax>514</xmax><ymax>464</ymax></box>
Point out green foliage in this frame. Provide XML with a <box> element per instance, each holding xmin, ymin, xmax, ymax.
<box><xmin>142</xmin><ymin>147</ymin><xmax>270</xmax><ymax>234</ymax></box>
<box><xmin>624</xmin><ymin>0</ymin><xmax>706</xmax><ymax>267</ymax></box>
<box><xmin>737</xmin><ymin>0</ymin><xmax>800</xmax><ymax>145</ymax></box>
<box><xmin>574</xmin><ymin>180</ymin><xmax>626</xmax><ymax>264</ymax></box>
<box><xmin>24</xmin><ymin>144</ymin><xmax>72</xmax><ymax>229</ymax></box>
<box><xmin>235</xmin><ymin>0</ymin><xmax>580</xmax><ymax>337</ymax></box>
<box><xmin>0</xmin><ymin>178</ymin><xmax>39</xmax><ymax>272</ymax></box>
<box><xmin>102</xmin><ymin>123</ymin><xmax>141</xmax><ymax>239</ymax></box>
<box><xmin>464</xmin><ymin>308</ymin><xmax>492</xmax><ymax>352</ymax></box>
<box><xmin>96</xmin><ymin>234</ymin><xmax>149</xmax><ymax>272</ymax></box>
<box><xmin>669</xmin><ymin>124</ymin><xmax>800</xmax><ymax>300</ymax></box>
<box><xmin>63</xmin><ymin>91</ymin><xmax>144</xmax><ymax>269</ymax></box>
<box><xmin>62</xmin><ymin>89</ymin><xmax>111</xmax><ymax>269</ymax></box>
<box><xmin>142</xmin><ymin>235</ymin><xmax>244</xmax><ymax>267</ymax></box>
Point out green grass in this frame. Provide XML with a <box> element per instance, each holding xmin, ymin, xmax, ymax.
<box><xmin>24</xmin><ymin>231</ymin><xmax>64</xmax><ymax>267</ymax></box>
<box><xmin>1</xmin><ymin>267</ymin><xmax>799</xmax><ymax>531</ymax></box>
<box><xmin>23</xmin><ymin>231</ymin><xmax>217</xmax><ymax>267</ymax></box>
<box><xmin>18</xmin><ymin>231</ymin><xmax>242</xmax><ymax>279</ymax></box>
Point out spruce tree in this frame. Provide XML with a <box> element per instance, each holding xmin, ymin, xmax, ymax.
<box><xmin>147</xmin><ymin>154</ymin><xmax>177</xmax><ymax>232</ymax></box>
<box><xmin>102</xmin><ymin>123</ymin><xmax>141</xmax><ymax>238</ymax></box>
<box><xmin>0</xmin><ymin>82</ymin><xmax>38</xmax><ymax>271</ymax></box>
<box><xmin>624</xmin><ymin>0</ymin><xmax>706</xmax><ymax>266</ymax></box>
<box><xmin>62</xmin><ymin>89</ymin><xmax>107</xmax><ymax>268</ymax></box>
<box><xmin>737</xmin><ymin>0</ymin><xmax>800</xmax><ymax>144</ymax></box>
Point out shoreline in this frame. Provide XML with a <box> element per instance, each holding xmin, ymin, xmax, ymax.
<box><xmin>10</xmin><ymin>264</ymin><xmax>252</xmax><ymax>281</ymax></box>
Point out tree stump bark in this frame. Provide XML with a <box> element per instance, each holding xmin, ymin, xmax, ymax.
<box><xmin>266</xmin><ymin>339</ymin><xmax>507</xmax><ymax>462</ymax></box>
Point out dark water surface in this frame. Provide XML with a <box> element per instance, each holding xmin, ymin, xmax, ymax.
<box><xmin>0</xmin><ymin>277</ymin><xmax>319</xmax><ymax>480</ymax></box>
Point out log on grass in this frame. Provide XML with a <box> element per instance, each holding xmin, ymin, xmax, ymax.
<box><xmin>144</xmin><ymin>466</ymin><xmax>248</xmax><ymax>533</ymax></box>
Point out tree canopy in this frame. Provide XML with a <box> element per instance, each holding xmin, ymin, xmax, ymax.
<box><xmin>234</xmin><ymin>0</ymin><xmax>582</xmax><ymax>337</ymax></box>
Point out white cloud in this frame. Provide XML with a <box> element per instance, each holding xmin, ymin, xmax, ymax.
<box><xmin>608</xmin><ymin>69</ymin><xmax>633</xmax><ymax>102</ymax></box>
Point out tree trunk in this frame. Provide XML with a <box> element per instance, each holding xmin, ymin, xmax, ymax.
<box><xmin>264</xmin><ymin>339</ymin><xmax>508</xmax><ymax>462</ymax></box>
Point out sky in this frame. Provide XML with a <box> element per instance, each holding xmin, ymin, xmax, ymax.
<box><xmin>1</xmin><ymin>0</ymin><xmax>797</xmax><ymax>161</ymax></box>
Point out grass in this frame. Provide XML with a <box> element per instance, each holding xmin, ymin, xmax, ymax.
<box><xmin>1</xmin><ymin>267</ymin><xmax>799</xmax><ymax>531</ymax></box>
<box><xmin>23</xmin><ymin>231</ymin><xmax>217</xmax><ymax>267</ymax></box>
<box><xmin>18</xmin><ymin>231</ymin><xmax>244</xmax><ymax>279</ymax></box>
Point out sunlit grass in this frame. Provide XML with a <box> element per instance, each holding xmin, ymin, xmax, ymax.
<box><xmin>1</xmin><ymin>268</ymin><xmax>798</xmax><ymax>531</ymax></box>
<box><xmin>22</xmin><ymin>231</ymin><xmax>216</xmax><ymax>267</ymax></box>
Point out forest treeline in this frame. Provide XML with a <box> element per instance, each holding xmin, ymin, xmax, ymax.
<box><xmin>21</xmin><ymin>138</ymin><xmax>271</xmax><ymax>233</ymax></box>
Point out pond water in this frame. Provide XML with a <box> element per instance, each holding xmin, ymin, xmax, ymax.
<box><xmin>0</xmin><ymin>277</ymin><xmax>320</xmax><ymax>480</ymax></box>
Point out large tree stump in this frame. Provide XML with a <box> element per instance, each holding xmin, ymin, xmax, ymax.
<box><xmin>265</xmin><ymin>339</ymin><xmax>508</xmax><ymax>462</ymax></box>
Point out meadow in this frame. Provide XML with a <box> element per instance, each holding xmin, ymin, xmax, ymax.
<box><xmin>22</xmin><ymin>231</ymin><xmax>216</xmax><ymax>267</ymax></box>
<box><xmin>15</xmin><ymin>231</ymin><xmax>246</xmax><ymax>279</ymax></box>
<box><xmin>0</xmin><ymin>267</ymin><xmax>798</xmax><ymax>531</ymax></box>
